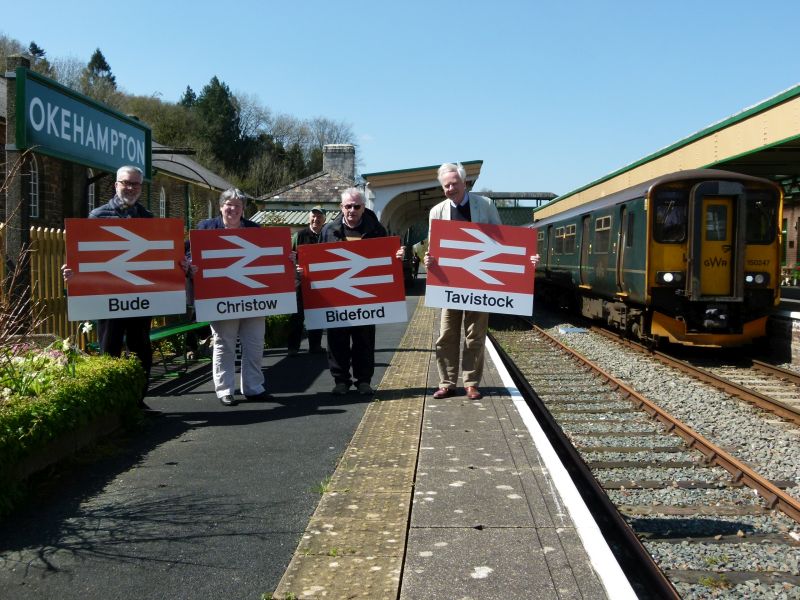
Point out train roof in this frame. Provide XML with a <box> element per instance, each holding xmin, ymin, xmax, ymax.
<box><xmin>531</xmin><ymin>169</ymin><xmax>778</xmax><ymax>227</ymax></box>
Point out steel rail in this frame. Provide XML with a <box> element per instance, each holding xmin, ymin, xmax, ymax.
<box><xmin>487</xmin><ymin>331</ymin><xmax>682</xmax><ymax>600</ymax></box>
<box><xmin>593</xmin><ymin>328</ymin><xmax>800</xmax><ymax>427</ymax></box>
<box><xmin>544</xmin><ymin>326</ymin><xmax>800</xmax><ymax>523</ymax></box>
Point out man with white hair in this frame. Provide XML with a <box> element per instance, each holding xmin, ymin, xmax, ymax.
<box><xmin>424</xmin><ymin>162</ymin><xmax>538</xmax><ymax>401</ymax></box>
<box><xmin>318</xmin><ymin>188</ymin><xmax>403</xmax><ymax>395</ymax></box>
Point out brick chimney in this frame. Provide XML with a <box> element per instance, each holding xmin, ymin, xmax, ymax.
<box><xmin>322</xmin><ymin>144</ymin><xmax>355</xmax><ymax>181</ymax></box>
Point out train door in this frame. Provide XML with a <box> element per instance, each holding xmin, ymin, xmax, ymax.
<box><xmin>687</xmin><ymin>181</ymin><xmax>746</xmax><ymax>300</ymax></box>
<box><xmin>580</xmin><ymin>216</ymin><xmax>591</xmax><ymax>286</ymax></box>
<box><xmin>616</xmin><ymin>206</ymin><xmax>628</xmax><ymax>291</ymax></box>
<box><xmin>546</xmin><ymin>225</ymin><xmax>554</xmax><ymax>271</ymax></box>
<box><xmin>700</xmin><ymin>197</ymin><xmax>733</xmax><ymax>295</ymax></box>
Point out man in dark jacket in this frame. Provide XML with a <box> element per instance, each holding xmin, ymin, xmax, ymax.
<box><xmin>89</xmin><ymin>165</ymin><xmax>156</xmax><ymax>412</ymax></box>
<box><xmin>318</xmin><ymin>188</ymin><xmax>402</xmax><ymax>395</ymax></box>
<box><xmin>287</xmin><ymin>206</ymin><xmax>326</xmax><ymax>356</ymax></box>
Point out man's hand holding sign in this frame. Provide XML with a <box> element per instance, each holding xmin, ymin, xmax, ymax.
<box><xmin>425</xmin><ymin>220</ymin><xmax>537</xmax><ymax>316</ymax></box>
<box><xmin>65</xmin><ymin>217</ymin><xmax>186</xmax><ymax>321</ymax></box>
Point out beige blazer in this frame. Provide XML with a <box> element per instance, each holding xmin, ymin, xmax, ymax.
<box><xmin>428</xmin><ymin>193</ymin><xmax>502</xmax><ymax>233</ymax></box>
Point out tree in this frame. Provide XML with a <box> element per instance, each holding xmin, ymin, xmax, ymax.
<box><xmin>51</xmin><ymin>56</ymin><xmax>85</xmax><ymax>90</ymax></box>
<box><xmin>122</xmin><ymin>95</ymin><xmax>196</xmax><ymax>149</ymax></box>
<box><xmin>179</xmin><ymin>85</ymin><xmax>196</xmax><ymax>108</ymax></box>
<box><xmin>27</xmin><ymin>41</ymin><xmax>56</xmax><ymax>79</ymax></box>
<box><xmin>80</xmin><ymin>48</ymin><xmax>121</xmax><ymax>106</ymax></box>
<box><xmin>193</xmin><ymin>76</ymin><xmax>243</xmax><ymax>172</ymax></box>
<box><xmin>0</xmin><ymin>34</ymin><xmax>25</xmax><ymax>67</ymax></box>
<box><xmin>84</xmin><ymin>48</ymin><xmax>116</xmax><ymax>87</ymax></box>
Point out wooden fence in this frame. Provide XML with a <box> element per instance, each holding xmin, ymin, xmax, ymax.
<box><xmin>28</xmin><ymin>225</ymin><xmax>92</xmax><ymax>347</ymax></box>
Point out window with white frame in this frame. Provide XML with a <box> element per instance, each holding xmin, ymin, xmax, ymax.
<box><xmin>159</xmin><ymin>187</ymin><xmax>166</xmax><ymax>218</ymax></box>
<box><xmin>28</xmin><ymin>156</ymin><xmax>40</xmax><ymax>218</ymax></box>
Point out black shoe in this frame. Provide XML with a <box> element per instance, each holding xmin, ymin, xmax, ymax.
<box><xmin>245</xmin><ymin>390</ymin><xmax>274</xmax><ymax>402</ymax></box>
<box><xmin>287</xmin><ymin>348</ymin><xmax>299</xmax><ymax>357</ymax></box>
<box><xmin>220</xmin><ymin>394</ymin><xmax>238</xmax><ymax>406</ymax></box>
<box><xmin>310</xmin><ymin>346</ymin><xmax>326</xmax><ymax>354</ymax></box>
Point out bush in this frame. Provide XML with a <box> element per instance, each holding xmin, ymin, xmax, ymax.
<box><xmin>0</xmin><ymin>354</ymin><xmax>144</xmax><ymax>515</ymax></box>
<box><xmin>264</xmin><ymin>314</ymin><xmax>291</xmax><ymax>348</ymax></box>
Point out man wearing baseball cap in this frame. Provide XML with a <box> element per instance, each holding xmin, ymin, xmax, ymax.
<box><xmin>288</xmin><ymin>205</ymin><xmax>326</xmax><ymax>355</ymax></box>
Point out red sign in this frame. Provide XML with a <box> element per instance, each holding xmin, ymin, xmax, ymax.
<box><xmin>425</xmin><ymin>220</ymin><xmax>536</xmax><ymax>315</ymax></box>
<box><xmin>299</xmin><ymin>236</ymin><xmax>406</xmax><ymax>329</ymax></box>
<box><xmin>189</xmin><ymin>227</ymin><xmax>296</xmax><ymax>322</ymax></box>
<box><xmin>65</xmin><ymin>218</ymin><xmax>186</xmax><ymax>321</ymax></box>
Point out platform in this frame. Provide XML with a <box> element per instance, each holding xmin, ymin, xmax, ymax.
<box><xmin>273</xmin><ymin>296</ymin><xmax>630</xmax><ymax>599</ymax></box>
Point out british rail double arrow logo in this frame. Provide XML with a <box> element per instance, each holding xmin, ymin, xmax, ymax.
<box><xmin>78</xmin><ymin>225</ymin><xmax>175</xmax><ymax>285</ymax></box>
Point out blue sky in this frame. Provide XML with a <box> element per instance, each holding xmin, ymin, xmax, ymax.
<box><xmin>4</xmin><ymin>0</ymin><xmax>799</xmax><ymax>196</ymax></box>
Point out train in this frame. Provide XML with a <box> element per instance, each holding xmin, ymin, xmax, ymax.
<box><xmin>531</xmin><ymin>169</ymin><xmax>783</xmax><ymax>347</ymax></box>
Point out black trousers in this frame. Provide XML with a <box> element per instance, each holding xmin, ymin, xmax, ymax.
<box><xmin>287</xmin><ymin>289</ymin><xmax>323</xmax><ymax>351</ymax></box>
<box><xmin>97</xmin><ymin>316</ymin><xmax>152</xmax><ymax>398</ymax></box>
<box><xmin>327</xmin><ymin>324</ymin><xmax>375</xmax><ymax>385</ymax></box>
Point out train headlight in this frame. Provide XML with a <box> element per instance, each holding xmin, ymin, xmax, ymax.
<box><xmin>744</xmin><ymin>272</ymin><xmax>769</xmax><ymax>287</ymax></box>
<box><xmin>657</xmin><ymin>271</ymin><xmax>684</xmax><ymax>286</ymax></box>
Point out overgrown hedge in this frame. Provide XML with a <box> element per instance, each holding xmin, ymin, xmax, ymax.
<box><xmin>0</xmin><ymin>355</ymin><xmax>145</xmax><ymax>514</ymax></box>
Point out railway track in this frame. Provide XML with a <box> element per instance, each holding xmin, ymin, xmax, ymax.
<box><xmin>592</xmin><ymin>327</ymin><xmax>800</xmax><ymax>427</ymax></box>
<box><xmin>491</xmin><ymin>324</ymin><xmax>800</xmax><ymax>599</ymax></box>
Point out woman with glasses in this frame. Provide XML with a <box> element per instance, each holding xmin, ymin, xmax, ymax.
<box><xmin>189</xmin><ymin>189</ymin><xmax>273</xmax><ymax>407</ymax></box>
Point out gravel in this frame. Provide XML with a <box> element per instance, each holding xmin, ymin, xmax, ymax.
<box><xmin>493</xmin><ymin>315</ymin><xmax>800</xmax><ymax>599</ymax></box>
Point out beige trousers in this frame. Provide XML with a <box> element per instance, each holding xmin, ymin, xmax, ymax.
<box><xmin>435</xmin><ymin>309</ymin><xmax>489</xmax><ymax>389</ymax></box>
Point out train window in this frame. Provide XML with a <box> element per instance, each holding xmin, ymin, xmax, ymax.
<box><xmin>537</xmin><ymin>230</ymin><xmax>544</xmax><ymax>242</ymax></box>
<box><xmin>705</xmin><ymin>204</ymin><xmax>728</xmax><ymax>241</ymax></box>
<box><xmin>654</xmin><ymin>190</ymin><xmax>688</xmax><ymax>243</ymax></box>
<box><xmin>745</xmin><ymin>191</ymin><xmax>778</xmax><ymax>244</ymax></box>
<box><xmin>564</xmin><ymin>224</ymin><xmax>576</xmax><ymax>254</ymax></box>
<box><xmin>594</xmin><ymin>216</ymin><xmax>611</xmax><ymax>253</ymax></box>
<box><xmin>555</xmin><ymin>227</ymin><xmax>565</xmax><ymax>254</ymax></box>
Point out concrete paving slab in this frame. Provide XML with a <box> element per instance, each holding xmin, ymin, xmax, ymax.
<box><xmin>537</xmin><ymin>526</ymin><xmax>608</xmax><ymax>599</ymax></box>
<box><xmin>401</xmin><ymin>527</ymin><xmax>561</xmax><ymax>600</ymax></box>
<box><xmin>298</xmin><ymin>515</ymin><xmax>406</xmax><ymax>556</ymax></box>
<box><xmin>410</xmin><ymin>464</ymin><xmax>536</xmax><ymax>528</ymax></box>
<box><xmin>276</xmin><ymin>555</ymin><xmax>402</xmax><ymax>598</ymax></box>
<box><xmin>314</xmin><ymin>490</ymin><xmax>411</xmax><ymax>525</ymax></box>
<box><xmin>419</xmin><ymin>434</ymin><xmax>519</xmax><ymax>469</ymax></box>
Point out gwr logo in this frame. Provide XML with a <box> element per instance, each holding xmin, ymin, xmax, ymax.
<box><xmin>704</xmin><ymin>256</ymin><xmax>728</xmax><ymax>267</ymax></box>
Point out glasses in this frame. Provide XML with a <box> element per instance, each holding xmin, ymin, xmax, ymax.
<box><xmin>117</xmin><ymin>180</ymin><xmax>142</xmax><ymax>188</ymax></box>
<box><xmin>342</xmin><ymin>204</ymin><xmax>363</xmax><ymax>211</ymax></box>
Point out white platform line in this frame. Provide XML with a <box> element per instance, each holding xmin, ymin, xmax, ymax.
<box><xmin>486</xmin><ymin>338</ymin><xmax>638</xmax><ymax>600</ymax></box>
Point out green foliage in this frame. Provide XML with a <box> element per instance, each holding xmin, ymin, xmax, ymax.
<box><xmin>122</xmin><ymin>94</ymin><xmax>197</xmax><ymax>149</ymax></box>
<box><xmin>194</xmin><ymin>76</ymin><xmax>243</xmax><ymax>172</ymax></box>
<box><xmin>0</xmin><ymin>355</ymin><xmax>144</xmax><ymax>515</ymax></box>
<box><xmin>264</xmin><ymin>314</ymin><xmax>291</xmax><ymax>349</ymax></box>
<box><xmin>179</xmin><ymin>85</ymin><xmax>197</xmax><ymax>108</ymax></box>
<box><xmin>0</xmin><ymin>338</ymin><xmax>77</xmax><ymax>398</ymax></box>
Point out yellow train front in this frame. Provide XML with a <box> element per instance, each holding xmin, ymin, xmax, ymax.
<box><xmin>533</xmin><ymin>169</ymin><xmax>783</xmax><ymax>347</ymax></box>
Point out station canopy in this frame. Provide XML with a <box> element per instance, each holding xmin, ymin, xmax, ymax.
<box><xmin>535</xmin><ymin>83</ymin><xmax>800</xmax><ymax>220</ymax></box>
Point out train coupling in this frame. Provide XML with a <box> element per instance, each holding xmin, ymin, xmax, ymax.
<box><xmin>702</xmin><ymin>304</ymin><xmax>729</xmax><ymax>329</ymax></box>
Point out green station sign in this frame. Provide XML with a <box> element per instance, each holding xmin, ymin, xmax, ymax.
<box><xmin>14</xmin><ymin>67</ymin><xmax>151</xmax><ymax>178</ymax></box>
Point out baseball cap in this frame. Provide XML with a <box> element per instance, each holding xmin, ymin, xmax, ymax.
<box><xmin>311</xmin><ymin>205</ymin><xmax>325</xmax><ymax>214</ymax></box>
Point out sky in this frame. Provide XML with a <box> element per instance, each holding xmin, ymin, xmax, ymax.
<box><xmin>3</xmin><ymin>0</ymin><xmax>800</xmax><ymax>197</ymax></box>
